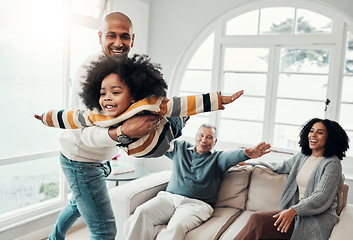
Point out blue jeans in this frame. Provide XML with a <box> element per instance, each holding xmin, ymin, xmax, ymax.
<box><xmin>49</xmin><ymin>153</ymin><xmax>116</xmax><ymax>240</ymax></box>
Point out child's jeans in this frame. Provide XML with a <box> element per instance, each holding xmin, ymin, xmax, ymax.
<box><xmin>48</xmin><ymin>153</ymin><xmax>116</xmax><ymax>240</ymax></box>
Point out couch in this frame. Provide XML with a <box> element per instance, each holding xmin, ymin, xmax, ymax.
<box><xmin>110</xmin><ymin>165</ymin><xmax>353</xmax><ymax>240</ymax></box>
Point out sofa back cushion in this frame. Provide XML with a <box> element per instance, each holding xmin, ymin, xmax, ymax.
<box><xmin>336</xmin><ymin>174</ymin><xmax>348</xmax><ymax>215</ymax></box>
<box><xmin>246</xmin><ymin>165</ymin><xmax>288</xmax><ymax>211</ymax></box>
<box><xmin>215</xmin><ymin>165</ymin><xmax>252</xmax><ymax>209</ymax></box>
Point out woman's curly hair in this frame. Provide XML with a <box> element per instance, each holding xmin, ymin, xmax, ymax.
<box><xmin>299</xmin><ymin>118</ymin><xmax>350</xmax><ymax>160</ymax></box>
<box><xmin>80</xmin><ymin>54</ymin><xmax>168</xmax><ymax>110</ymax></box>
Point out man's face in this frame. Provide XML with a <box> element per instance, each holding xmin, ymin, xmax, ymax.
<box><xmin>195</xmin><ymin>126</ymin><xmax>217</xmax><ymax>154</ymax></box>
<box><xmin>99</xmin><ymin>18</ymin><xmax>135</xmax><ymax>57</ymax></box>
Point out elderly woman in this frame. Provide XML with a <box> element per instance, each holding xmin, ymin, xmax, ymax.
<box><xmin>234</xmin><ymin>118</ymin><xmax>349</xmax><ymax>240</ymax></box>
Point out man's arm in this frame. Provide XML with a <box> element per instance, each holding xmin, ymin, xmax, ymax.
<box><xmin>108</xmin><ymin>115</ymin><xmax>160</xmax><ymax>141</ymax></box>
<box><xmin>80</xmin><ymin>115</ymin><xmax>160</xmax><ymax>148</ymax></box>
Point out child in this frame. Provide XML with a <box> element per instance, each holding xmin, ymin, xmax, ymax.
<box><xmin>35</xmin><ymin>54</ymin><xmax>243</xmax><ymax>157</ymax></box>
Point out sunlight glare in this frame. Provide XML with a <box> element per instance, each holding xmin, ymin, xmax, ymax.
<box><xmin>25</xmin><ymin>0</ymin><xmax>66</xmax><ymax>42</ymax></box>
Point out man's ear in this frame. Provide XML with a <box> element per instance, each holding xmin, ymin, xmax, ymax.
<box><xmin>131</xmin><ymin>33</ymin><xmax>135</xmax><ymax>48</ymax></box>
<box><xmin>98</xmin><ymin>31</ymin><xmax>103</xmax><ymax>44</ymax></box>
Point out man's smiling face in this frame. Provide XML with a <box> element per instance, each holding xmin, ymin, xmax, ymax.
<box><xmin>195</xmin><ymin>126</ymin><xmax>217</xmax><ymax>154</ymax></box>
<box><xmin>99</xmin><ymin>18</ymin><xmax>135</xmax><ymax>57</ymax></box>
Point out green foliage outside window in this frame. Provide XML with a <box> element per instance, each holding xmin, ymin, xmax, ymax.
<box><xmin>39</xmin><ymin>182</ymin><xmax>59</xmax><ymax>201</ymax></box>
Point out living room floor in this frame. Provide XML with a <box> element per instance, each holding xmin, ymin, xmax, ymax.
<box><xmin>66</xmin><ymin>223</ymin><xmax>89</xmax><ymax>240</ymax></box>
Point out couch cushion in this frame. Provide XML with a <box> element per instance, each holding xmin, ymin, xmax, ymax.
<box><xmin>218</xmin><ymin>210</ymin><xmax>255</xmax><ymax>240</ymax></box>
<box><xmin>246</xmin><ymin>165</ymin><xmax>288</xmax><ymax>211</ymax></box>
<box><xmin>336</xmin><ymin>175</ymin><xmax>348</xmax><ymax>215</ymax></box>
<box><xmin>215</xmin><ymin>165</ymin><xmax>252</xmax><ymax>209</ymax></box>
<box><xmin>329</xmin><ymin>204</ymin><xmax>353</xmax><ymax>240</ymax></box>
<box><xmin>185</xmin><ymin>207</ymin><xmax>242</xmax><ymax>240</ymax></box>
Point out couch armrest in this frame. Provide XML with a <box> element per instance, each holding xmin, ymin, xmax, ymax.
<box><xmin>330</xmin><ymin>204</ymin><xmax>353</xmax><ymax>240</ymax></box>
<box><xmin>109</xmin><ymin>170</ymin><xmax>171</xmax><ymax>239</ymax></box>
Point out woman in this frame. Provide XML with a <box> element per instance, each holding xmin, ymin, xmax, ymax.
<box><xmin>234</xmin><ymin>118</ymin><xmax>349</xmax><ymax>240</ymax></box>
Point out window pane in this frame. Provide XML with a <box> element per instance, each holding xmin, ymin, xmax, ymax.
<box><xmin>219</xmin><ymin>120</ymin><xmax>262</xmax><ymax>144</ymax></box>
<box><xmin>296</xmin><ymin>9</ymin><xmax>333</xmax><ymax>34</ymax></box>
<box><xmin>341</xmin><ymin>76</ymin><xmax>353</xmax><ymax>102</ymax></box>
<box><xmin>224</xmin><ymin>48</ymin><xmax>269</xmax><ymax>72</ymax></box>
<box><xmin>221</xmin><ymin>97</ymin><xmax>265</xmax><ymax>122</ymax></box>
<box><xmin>345</xmin><ymin>131</ymin><xmax>353</xmax><ymax>157</ymax></box>
<box><xmin>0</xmin><ymin>157</ymin><xmax>61</xmax><ymax>214</ymax></box>
<box><xmin>223</xmin><ymin>73</ymin><xmax>267</xmax><ymax>96</ymax></box>
<box><xmin>72</xmin><ymin>0</ymin><xmax>102</xmax><ymax>18</ymax></box>
<box><xmin>275</xmin><ymin>99</ymin><xmax>325</xmax><ymax>125</ymax></box>
<box><xmin>181</xmin><ymin>115</ymin><xmax>209</xmax><ymax>138</ymax></box>
<box><xmin>340</xmin><ymin>103</ymin><xmax>353</xmax><ymax>130</ymax></box>
<box><xmin>260</xmin><ymin>7</ymin><xmax>294</xmax><ymax>35</ymax></box>
<box><xmin>70</xmin><ymin>25</ymin><xmax>102</xmax><ymax>80</ymax></box>
<box><xmin>273</xmin><ymin>124</ymin><xmax>301</xmax><ymax>149</ymax></box>
<box><xmin>345</xmin><ymin>31</ymin><xmax>353</xmax><ymax>75</ymax></box>
<box><xmin>280</xmin><ymin>48</ymin><xmax>330</xmax><ymax>73</ymax></box>
<box><xmin>188</xmin><ymin>34</ymin><xmax>214</xmax><ymax>70</ymax></box>
<box><xmin>278</xmin><ymin>74</ymin><xmax>328</xmax><ymax>100</ymax></box>
<box><xmin>226</xmin><ymin>10</ymin><xmax>259</xmax><ymax>35</ymax></box>
<box><xmin>180</xmin><ymin>70</ymin><xmax>212</xmax><ymax>93</ymax></box>
<box><xmin>0</xmin><ymin>0</ymin><xmax>63</xmax><ymax>158</ymax></box>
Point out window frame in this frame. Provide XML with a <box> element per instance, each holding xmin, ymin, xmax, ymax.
<box><xmin>170</xmin><ymin>1</ymin><xmax>353</xmax><ymax>176</ymax></box>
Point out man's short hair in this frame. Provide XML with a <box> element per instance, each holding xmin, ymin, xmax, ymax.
<box><xmin>199</xmin><ymin>123</ymin><xmax>217</xmax><ymax>138</ymax></box>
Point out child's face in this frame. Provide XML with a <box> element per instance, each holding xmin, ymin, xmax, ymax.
<box><xmin>99</xmin><ymin>73</ymin><xmax>135</xmax><ymax>117</ymax></box>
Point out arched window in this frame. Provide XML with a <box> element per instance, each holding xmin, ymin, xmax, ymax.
<box><xmin>172</xmin><ymin>2</ymin><xmax>353</xmax><ymax>159</ymax></box>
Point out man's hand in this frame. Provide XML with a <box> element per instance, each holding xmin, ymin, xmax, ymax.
<box><xmin>220</xmin><ymin>90</ymin><xmax>244</xmax><ymax>104</ymax></box>
<box><xmin>273</xmin><ymin>208</ymin><xmax>296</xmax><ymax>233</ymax></box>
<box><xmin>244</xmin><ymin>142</ymin><xmax>271</xmax><ymax>159</ymax></box>
<box><xmin>108</xmin><ymin>115</ymin><xmax>160</xmax><ymax>141</ymax></box>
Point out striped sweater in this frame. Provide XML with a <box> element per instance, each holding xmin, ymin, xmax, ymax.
<box><xmin>40</xmin><ymin>92</ymin><xmax>224</xmax><ymax>158</ymax></box>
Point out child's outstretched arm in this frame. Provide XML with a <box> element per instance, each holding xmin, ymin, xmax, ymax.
<box><xmin>220</xmin><ymin>90</ymin><xmax>244</xmax><ymax>105</ymax></box>
<box><xmin>34</xmin><ymin>109</ymin><xmax>96</xmax><ymax>129</ymax></box>
<box><xmin>159</xmin><ymin>91</ymin><xmax>244</xmax><ymax>118</ymax></box>
<box><xmin>34</xmin><ymin>114</ymin><xmax>42</xmax><ymax>121</ymax></box>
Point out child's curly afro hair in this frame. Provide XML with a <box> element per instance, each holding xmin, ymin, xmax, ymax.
<box><xmin>80</xmin><ymin>54</ymin><xmax>168</xmax><ymax>110</ymax></box>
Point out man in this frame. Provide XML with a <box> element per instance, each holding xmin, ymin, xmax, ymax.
<box><xmin>123</xmin><ymin>123</ymin><xmax>271</xmax><ymax>240</ymax></box>
<box><xmin>49</xmin><ymin>12</ymin><xmax>169</xmax><ymax>239</ymax></box>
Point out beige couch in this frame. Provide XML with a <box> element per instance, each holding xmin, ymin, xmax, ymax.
<box><xmin>110</xmin><ymin>165</ymin><xmax>353</xmax><ymax>240</ymax></box>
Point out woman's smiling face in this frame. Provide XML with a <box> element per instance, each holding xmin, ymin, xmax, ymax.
<box><xmin>308</xmin><ymin>121</ymin><xmax>328</xmax><ymax>156</ymax></box>
<box><xmin>99</xmin><ymin>73</ymin><xmax>135</xmax><ymax>117</ymax></box>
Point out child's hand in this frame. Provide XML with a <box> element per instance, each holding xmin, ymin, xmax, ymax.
<box><xmin>220</xmin><ymin>90</ymin><xmax>244</xmax><ymax>104</ymax></box>
<box><xmin>34</xmin><ymin>114</ymin><xmax>42</xmax><ymax>121</ymax></box>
